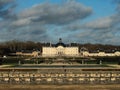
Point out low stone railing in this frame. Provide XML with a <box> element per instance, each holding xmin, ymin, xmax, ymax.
<box><xmin>0</xmin><ymin>68</ymin><xmax>120</xmax><ymax>84</ymax></box>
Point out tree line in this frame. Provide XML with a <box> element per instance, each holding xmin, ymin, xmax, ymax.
<box><xmin>0</xmin><ymin>40</ymin><xmax>120</xmax><ymax>56</ymax></box>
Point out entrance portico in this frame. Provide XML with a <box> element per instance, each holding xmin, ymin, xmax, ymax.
<box><xmin>57</xmin><ymin>46</ymin><xmax>65</xmax><ymax>56</ymax></box>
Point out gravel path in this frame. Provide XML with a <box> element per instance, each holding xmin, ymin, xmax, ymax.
<box><xmin>0</xmin><ymin>84</ymin><xmax>120</xmax><ymax>90</ymax></box>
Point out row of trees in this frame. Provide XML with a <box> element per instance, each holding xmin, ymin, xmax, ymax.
<box><xmin>78</xmin><ymin>43</ymin><xmax>120</xmax><ymax>53</ymax></box>
<box><xmin>0</xmin><ymin>40</ymin><xmax>120</xmax><ymax>56</ymax></box>
<box><xmin>0</xmin><ymin>40</ymin><xmax>43</xmax><ymax>56</ymax></box>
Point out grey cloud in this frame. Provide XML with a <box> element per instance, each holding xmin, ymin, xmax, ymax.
<box><xmin>78</xmin><ymin>8</ymin><xmax>120</xmax><ymax>31</ymax></box>
<box><xmin>0</xmin><ymin>23</ymin><xmax>47</xmax><ymax>42</ymax></box>
<box><xmin>18</xmin><ymin>1</ymin><xmax>92</xmax><ymax>25</ymax></box>
<box><xmin>65</xmin><ymin>0</ymin><xmax>120</xmax><ymax>31</ymax></box>
<box><xmin>71</xmin><ymin>29</ymin><xmax>120</xmax><ymax>45</ymax></box>
<box><xmin>113</xmin><ymin>0</ymin><xmax>120</xmax><ymax>5</ymax></box>
<box><xmin>82</xmin><ymin>17</ymin><xmax>113</xmax><ymax>30</ymax></box>
<box><xmin>66</xmin><ymin>16</ymin><xmax>117</xmax><ymax>30</ymax></box>
<box><xmin>65</xmin><ymin>14</ymin><xmax>120</xmax><ymax>45</ymax></box>
<box><xmin>1</xmin><ymin>0</ymin><xmax>92</xmax><ymax>42</ymax></box>
<box><xmin>79</xmin><ymin>13</ymin><xmax>120</xmax><ymax>31</ymax></box>
<box><xmin>11</xmin><ymin>18</ymin><xmax>31</xmax><ymax>27</ymax></box>
<box><xmin>0</xmin><ymin>0</ymin><xmax>16</xmax><ymax>19</ymax></box>
<box><xmin>0</xmin><ymin>0</ymin><xmax>120</xmax><ymax>45</ymax></box>
<box><xmin>112</xmin><ymin>0</ymin><xmax>120</xmax><ymax>14</ymax></box>
<box><xmin>117</xmin><ymin>5</ymin><xmax>120</xmax><ymax>12</ymax></box>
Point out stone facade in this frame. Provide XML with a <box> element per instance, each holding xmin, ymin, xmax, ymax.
<box><xmin>82</xmin><ymin>51</ymin><xmax>120</xmax><ymax>57</ymax></box>
<box><xmin>16</xmin><ymin>51</ymin><xmax>40</xmax><ymax>57</ymax></box>
<box><xmin>42</xmin><ymin>46</ymin><xmax>79</xmax><ymax>56</ymax></box>
<box><xmin>42</xmin><ymin>39</ymin><xmax>79</xmax><ymax>56</ymax></box>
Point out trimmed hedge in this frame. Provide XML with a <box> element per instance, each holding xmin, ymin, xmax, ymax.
<box><xmin>0</xmin><ymin>56</ymin><xmax>120</xmax><ymax>65</ymax></box>
<box><xmin>1</xmin><ymin>57</ymin><xmax>24</xmax><ymax>64</ymax></box>
<box><xmin>95</xmin><ymin>56</ymin><xmax>120</xmax><ymax>64</ymax></box>
<box><xmin>0</xmin><ymin>57</ymin><xmax>45</xmax><ymax>65</ymax></box>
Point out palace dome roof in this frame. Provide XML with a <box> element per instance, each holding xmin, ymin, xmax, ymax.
<box><xmin>55</xmin><ymin>38</ymin><xmax>66</xmax><ymax>47</ymax></box>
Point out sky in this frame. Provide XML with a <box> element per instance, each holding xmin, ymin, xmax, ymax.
<box><xmin>0</xmin><ymin>0</ymin><xmax>120</xmax><ymax>45</ymax></box>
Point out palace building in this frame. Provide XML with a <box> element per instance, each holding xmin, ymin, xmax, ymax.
<box><xmin>42</xmin><ymin>38</ymin><xmax>79</xmax><ymax>56</ymax></box>
<box><xmin>15</xmin><ymin>38</ymin><xmax>120</xmax><ymax>57</ymax></box>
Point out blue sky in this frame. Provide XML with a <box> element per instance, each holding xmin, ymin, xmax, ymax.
<box><xmin>0</xmin><ymin>0</ymin><xmax>120</xmax><ymax>45</ymax></box>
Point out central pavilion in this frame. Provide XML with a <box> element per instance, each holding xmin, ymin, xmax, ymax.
<box><xmin>42</xmin><ymin>38</ymin><xmax>79</xmax><ymax>56</ymax></box>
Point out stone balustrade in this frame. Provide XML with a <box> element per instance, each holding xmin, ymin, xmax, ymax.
<box><xmin>0</xmin><ymin>69</ymin><xmax>120</xmax><ymax>84</ymax></box>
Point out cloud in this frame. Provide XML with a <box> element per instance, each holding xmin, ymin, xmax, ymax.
<box><xmin>112</xmin><ymin>0</ymin><xmax>120</xmax><ymax>13</ymax></box>
<box><xmin>117</xmin><ymin>5</ymin><xmax>120</xmax><ymax>12</ymax></box>
<box><xmin>80</xmin><ymin>0</ymin><xmax>120</xmax><ymax>31</ymax></box>
<box><xmin>81</xmin><ymin>15</ymin><xmax>120</xmax><ymax>30</ymax></box>
<box><xmin>66</xmin><ymin>14</ymin><xmax>120</xmax><ymax>45</ymax></box>
<box><xmin>66</xmin><ymin>15</ymin><xmax>119</xmax><ymax>30</ymax></box>
<box><xmin>68</xmin><ymin>29</ymin><xmax>120</xmax><ymax>45</ymax></box>
<box><xmin>0</xmin><ymin>0</ymin><xmax>93</xmax><ymax>42</ymax></box>
<box><xmin>0</xmin><ymin>0</ymin><xmax>119</xmax><ymax>45</ymax></box>
<box><xmin>64</xmin><ymin>1</ymin><xmax>120</xmax><ymax>45</ymax></box>
<box><xmin>82</xmin><ymin>17</ymin><xmax>113</xmax><ymax>29</ymax></box>
<box><xmin>66</xmin><ymin>15</ymin><xmax>120</xmax><ymax>45</ymax></box>
<box><xmin>0</xmin><ymin>0</ymin><xmax>16</xmax><ymax>19</ymax></box>
<box><xmin>17</xmin><ymin>1</ymin><xmax>92</xmax><ymax>25</ymax></box>
<box><xmin>113</xmin><ymin>0</ymin><xmax>120</xmax><ymax>4</ymax></box>
<box><xmin>11</xmin><ymin>18</ymin><xmax>31</xmax><ymax>27</ymax></box>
